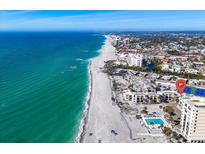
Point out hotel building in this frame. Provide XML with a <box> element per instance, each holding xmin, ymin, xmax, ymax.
<box><xmin>180</xmin><ymin>96</ymin><xmax>205</xmax><ymax>143</ymax></box>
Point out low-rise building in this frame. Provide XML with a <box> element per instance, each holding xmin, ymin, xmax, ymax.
<box><xmin>122</xmin><ymin>90</ymin><xmax>159</xmax><ymax>104</ymax></box>
<box><xmin>172</xmin><ymin>64</ymin><xmax>181</xmax><ymax>73</ymax></box>
<box><xmin>161</xmin><ymin>64</ymin><xmax>169</xmax><ymax>71</ymax></box>
<box><xmin>193</xmin><ymin>62</ymin><xmax>204</xmax><ymax>69</ymax></box>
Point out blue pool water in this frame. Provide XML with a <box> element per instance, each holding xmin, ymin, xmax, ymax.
<box><xmin>145</xmin><ymin>118</ymin><xmax>164</xmax><ymax>125</ymax></box>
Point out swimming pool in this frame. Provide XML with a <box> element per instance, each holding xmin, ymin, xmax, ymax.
<box><xmin>145</xmin><ymin>118</ymin><xmax>164</xmax><ymax>125</ymax></box>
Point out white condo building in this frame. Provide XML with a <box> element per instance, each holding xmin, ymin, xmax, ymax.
<box><xmin>112</xmin><ymin>37</ymin><xmax>120</xmax><ymax>46</ymax></box>
<box><xmin>127</xmin><ymin>54</ymin><xmax>143</xmax><ymax>67</ymax></box>
<box><xmin>123</xmin><ymin>38</ymin><xmax>130</xmax><ymax>45</ymax></box>
<box><xmin>180</xmin><ymin>96</ymin><xmax>205</xmax><ymax>143</ymax></box>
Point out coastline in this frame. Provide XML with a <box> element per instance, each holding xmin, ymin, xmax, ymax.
<box><xmin>75</xmin><ymin>61</ymin><xmax>92</xmax><ymax>143</ymax></box>
<box><xmin>75</xmin><ymin>36</ymin><xmax>106</xmax><ymax>143</ymax></box>
<box><xmin>78</xmin><ymin>35</ymin><xmax>132</xmax><ymax>143</ymax></box>
<box><xmin>76</xmin><ymin>35</ymin><xmax>169</xmax><ymax>143</ymax></box>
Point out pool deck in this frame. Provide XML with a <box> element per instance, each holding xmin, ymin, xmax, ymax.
<box><xmin>121</xmin><ymin>113</ymin><xmax>169</xmax><ymax>142</ymax></box>
<box><xmin>142</xmin><ymin>115</ymin><xmax>169</xmax><ymax>129</ymax></box>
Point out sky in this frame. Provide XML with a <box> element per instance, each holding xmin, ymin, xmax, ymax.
<box><xmin>0</xmin><ymin>10</ymin><xmax>205</xmax><ymax>31</ymax></box>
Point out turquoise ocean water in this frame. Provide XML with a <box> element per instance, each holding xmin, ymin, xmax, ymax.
<box><xmin>0</xmin><ymin>32</ymin><xmax>104</xmax><ymax>142</ymax></box>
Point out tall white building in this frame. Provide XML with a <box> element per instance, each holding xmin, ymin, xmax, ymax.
<box><xmin>123</xmin><ymin>38</ymin><xmax>130</xmax><ymax>45</ymax></box>
<box><xmin>180</xmin><ymin>96</ymin><xmax>205</xmax><ymax>143</ymax></box>
<box><xmin>127</xmin><ymin>54</ymin><xmax>143</xmax><ymax>67</ymax></box>
<box><xmin>113</xmin><ymin>38</ymin><xmax>120</xmax><ymax>46</ymax></box>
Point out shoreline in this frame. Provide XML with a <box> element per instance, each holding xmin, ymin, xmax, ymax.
<box><xmin>79</xmin><ymin>35</ymin><xmax>132</xmax><ymax>143</ymax></box>
<box><xmin>75</xmin><ymin>36</ymin><xmax>106</xmax><ymax>143</ymax></box>
<box><xmin>75</xmin><ymin>61</ymin><xmax>92</xmax><ymax>143</ymax></box>
<box><xmin>76</xmin><ymin>35</ymin><xmax>170</xmax><ymax>143</ymax></box>
<box><xmin>77</xmin><ymin>35</ymin><xmax>134</xmax><ymax>143</ymax></box>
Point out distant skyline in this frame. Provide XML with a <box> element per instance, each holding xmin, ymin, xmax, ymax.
<box><xmin>0</xmin><ymin>10</ymin><xmax>205</xmax><ymax>31</ymax></box>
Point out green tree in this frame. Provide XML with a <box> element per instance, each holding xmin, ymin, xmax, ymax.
<box><xmin>162</xmin><ymin>127</ymin><xmax>172</xmax><ymax>136</ymax></box>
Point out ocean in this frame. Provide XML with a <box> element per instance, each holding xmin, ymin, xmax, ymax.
<box><xmin>0</xmin><ymin>32</ymin><xmax>105</xmax><ymax>142</ymax></box>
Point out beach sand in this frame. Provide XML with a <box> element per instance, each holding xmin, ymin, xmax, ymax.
<box><xmin>80</xmin><ymin>35</ymin><xmax>132</xmax><ymax>143</ymax></box>
<box><xmin>79</xmin><ymin>35</ymin><xmax>169</xmax><ymax>143</ymax></box>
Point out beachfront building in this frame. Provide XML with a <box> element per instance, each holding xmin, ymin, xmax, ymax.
<box><xmin>122</xmin><ymin>90</ymin><xmax>159</xmax><ymax>104</ymax></box>
<box><xmin>180</xmin><ymin>96</ymin><xmax>205</xmax><ymax>143</ymax></box>
<box><xmin>147</xmin><ymin>93</ymin><xmax>158</xmax><ymax>103</ymax></box>
<box><xmin>157</xmin><ymin>91</ymin><xmax>177</xmax><ymax>101</ymax></box>
<box><xmin>127</xmin><ymin>53</ymin><xmax>143</xmax><ymax>67</ymax></box>
<box><xmin>122</xmin><ymin>90</ymin><xmax>144</xmax><ymax>104</ymax></box>
<box><xmin>163</xmin><ymin>91</ymin><xmax>174</xmax><ymax>101</ymax></box>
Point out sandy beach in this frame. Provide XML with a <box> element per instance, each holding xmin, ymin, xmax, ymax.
<box><xmin>80</xmin><ymin>35</ymin><xmax>132</xmax><ymax>143</ymax></box>
<box><xmin>78</xmin><ymin>35</ymin><xmax>168</xmax><ymax>143</ymax></box>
